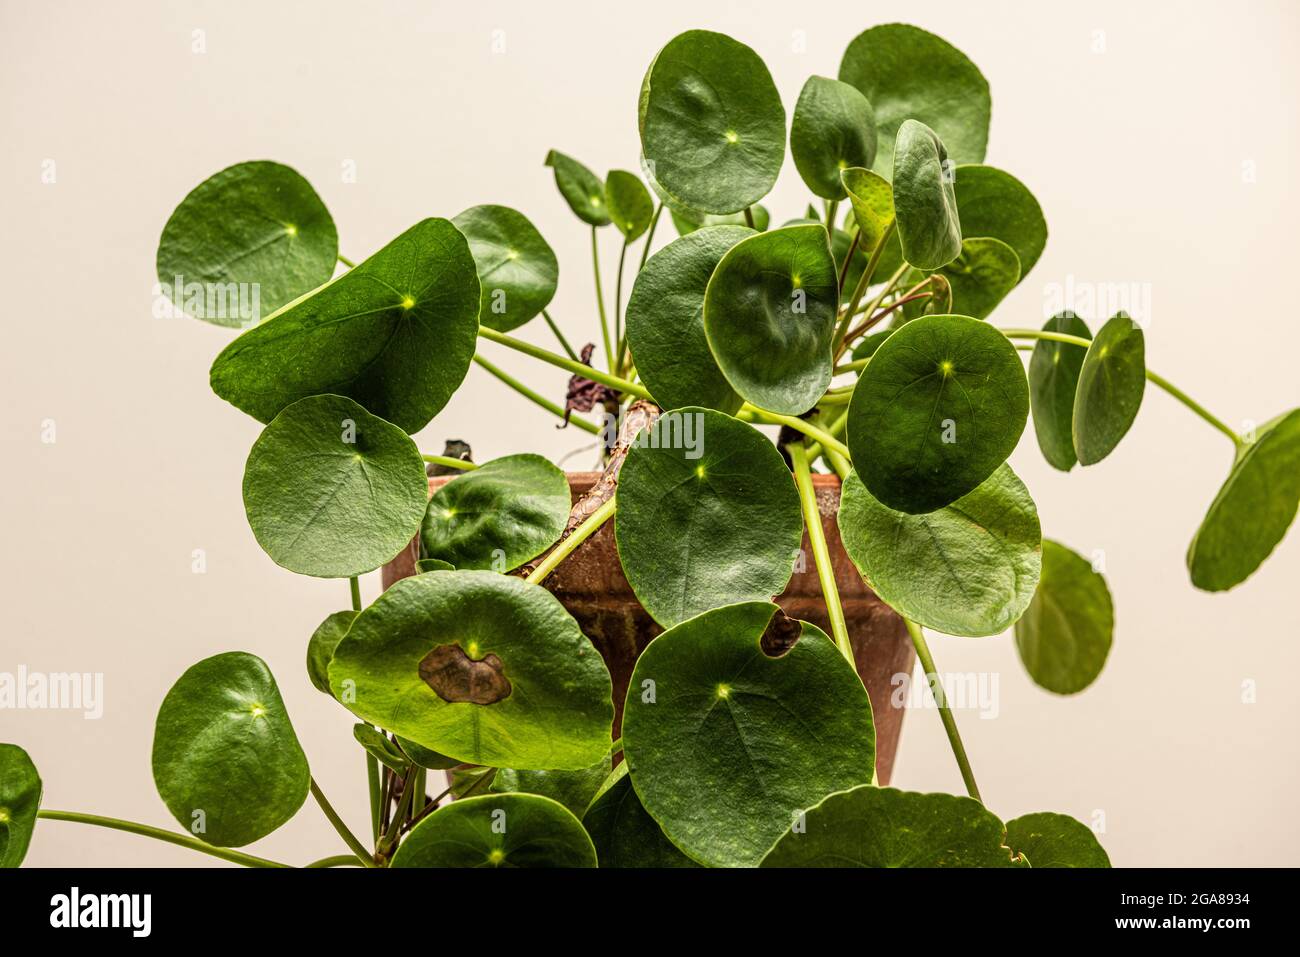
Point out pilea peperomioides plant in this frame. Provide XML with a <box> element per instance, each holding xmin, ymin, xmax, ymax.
<box><xmin>7</xmin><ymin>22</ymin><xmax>1298</xmax><ymax>870</ymax></box>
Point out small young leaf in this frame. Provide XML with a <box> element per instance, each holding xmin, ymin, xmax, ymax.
<box><xmin>892</xmin><ymin>119</ymin><xmax>962</xmax><ymax>271</ymax></box>
<box><xmin>243</xmin><ymin>394</ymin><xmax>428</xmax><ymax>578</ymax></box>
<box><xmin>703</xmin><ymin>224</ymin><xmax>839</xmax><ymax>415</ymax></box>
<box><xmin>415</xmin><ymin>558</ymin><xmax>455</xmax><ymax>574</ymax></box>
<box><xmin>839</xmin><ymin>465</ymin><xmax>1042</xmax><ymax>637</ymax></box>
<box><xmin>621</xmin><ymin>602</ymin><xmax>876</xmax><ymax>867</ymax></box>
<box><xmin>152</xmin><ymin>652</ymin><xmax>310</xmax><ymax>847</ymax></box>
<box><xmin>1073</xmin><ymin>313</ymin><xmax>1146</xmax><ymax>465</ymax></box>
<box><xmin>582</xmin><ymin>766</ymin><xmax>699</xmax><ymax>868</ymax></box>
<box><xmin>639</xmin><ymin>30</ymin><xmax>785</xmax><ymax>214</ymax></box>
<box><xmin>544</xmin><ymin>150</ymin><xmax>610</xmax><ymax>226</ymax></box>
<box><xmin>928</xmin><ymin>236</ymin><xmax>1020</xmax><ymax>320</ymax></box>
<box><xmin>761</xmin><ymin>785</ymin><xmax>1025</xmax><ymax>867</ymax></box>
<box><xmin>352</xmin><ymin>724</ymin><xmax>410</xmax><ymax>775</ymax></box>
<box><xmin>420</xmin><ymin>454</ymin><xmax>570</xmax><ymax>571</ymax></box>
<box><xmin>391</xmin><ymin>794</ymin><xmax>596</xmax><ymax>868</ymax></box>
<box><xmin>790</xmin><ymin>76</ymin><xmax>877</xmax><ymax>200</ymax></box>
<box><xmin>395</xmin><ymin>736</ymin><xmax>460</xmax><ymax>771</ymax></box>
<box><xmin>491</xmin><ymin>756</ymin><xmax>611</xmax><ymax>818</ymax></box>
<box><xmin>451</xmin><ymin>205</ymin><xmax>557</xmax><ymax>333</ymax></box>
<box><xmin>604</xmin><ymin>170</ymin><xmax>655</xmax><ymax>241</ymax></box>
<box><xmin>1029</xmin><ymin>312</ymin><xmax>1092</xmax><ymax>471</ymax></box>
<box><xmin>209</xmin><ymin>218</ymin><xmax>480</xmax><ymax>433</ymax></box>
<box><xmin>1005</xmin><ymin>812</ymin><xmax>1111</xmax><ymax>867</ymax></box>
<box><xmin>1015</xmin><ymin>540</ymin><xmax>1114</xmax><ymax>694</ymax></box>
<box><xmin>670</xmin><ymin>203</ymin><xmax>769</xmax><ymax>235</ymax></box>
<box><xmin>839</xmin><ymin>24</ymin><xmax>991</xmax><ymax>171</ymax></box>
<box><xmin>953</xmin><ymin>165</ymin><xmax>1048</xmax><ymax>280</ymax></box>
<box><xmin>0</xmin><ymin>744</ymin><xmax>42</xmax><ymax>868</ymax></box>
<box><xmin>306</xmin><ymin>610</ymin><xmax>359</xmax><ymax>694</ymax></box>
<box><xmin>626</xmin><ymin>226</ymin><xmax>751</xmax><ymax>414</ymax></box>
<box><xmin>847</xmin><ymin>314</ymin><xmax>1029</xmax><ymax>513</ymax></box>
<box><xmin>328</xmin><ymin>571</ymin><xmax>614</xmax><ymax>769</ymax></box>
<box><xmin>840</xmin><ymin>166</ymin><xmax>895</xmax><ymax>255</ymax></box>
<box><xmin>1187</xmin><ymin>408</ymin><xmax>1300</xmax><ymax>591</ymax></box>
<box><xmin>157</xmin><ymin>161</ymin><xmax>338</xmax><ymax>326</ymax></box>
<box><xmin>615</xmin><ymin>410</ymin><xmax>803</xmax><ymax>628</ymax></box>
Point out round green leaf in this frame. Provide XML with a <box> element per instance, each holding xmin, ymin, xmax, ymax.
<box><xmin>623</xmin><ymin>602</ymin><xmax>876</xmax><ymax>867</ymax></box>
<box><xmin>390</xmin><ymin>793</ymin><xmax>596</xmax><ymax>868</ymax></box>
<box><xmin>929</xmin><ymin>237</ymin><xmax>1020</xmax><ymax>320</ymax></box>
<box><xmin>1014</xmin><ymin>540</ymin><xmax>1114</xmax><ymax>694</ymax></box>
<box><xmin>703</xmin><ymin>224</ymin><xmax>839</xmax><ymax>414</ymax></box>
<box><xmin>616</xmin><ymin>410</ymin><xmax>803</xmax><ymax>628</ymax></box>
<box><xmin>953</xmin><ymin>165</ymin><xmax>1048</xmax><ymax>279</ymax></box>
<box><xmin>582</xmin><ymin>766</ymin><xmax>699</xmax><ymax>868</ymax></box>
<box><xmin>670</xmin><ymin>202</ymin><xmax>769</xmax><ymax>235</ymax></box>
<box><xmin>847</xmin><ymin>314</ymin><xmax>1029</xmax><ymax>514</ymax></box>
<box><xmin>210</xmin><ymin>218</ymin><xmax>480</xmax><ymax>433</ymax></box>
<box><xmin>1188</xmin><ymin>408</ymin><xmax>1300</xmax><ymax>591</ymax></box>
<box><xmin>1072</xmin><ymin>313</ymin><xmax>1146</xmax><ymax>465</ymax></box>
<box><xmin>328</xmin><ymin>571</ymin><xmax>613</xmax><ymax>769</ymax></box>
<box><xmin>1005</xmin><ymin>812</ymin><xmax>1111</xmax><ymax>867</ymax></box>
<box><xmin>604</xmin><ymin>170</ymin><xmax>654</xmax><ymax>241</ymax></box>
<box><xmin>791</xmin><ymin>76</ymin><xmax>877</xmax><ymax>200</ymax></box>
<box><xmin>306</xmin><ymin>610</ymin><xmax>358</xmax><ymax>694</ymax></box>
<box><xmin>491</xmin><ymin>756</ymin><xmax>610</xmax><ymax>818</ymax></box>
<box><xmin>152</xmin><ymin>652</ymin><xmax>309</xmax><ymax>847</ymax></box>
<box><xmin>1029</xmin><ymin>312</ymin><xmax>1092</xmax><ymax>471</ymax></box>
<box><xmin>420</xmin><ymin>454</ymin><xmax>569</xmax><ymax>571</ymax></box>
<box><xmin>451</xmin><ymin>205</ymin><xmax>557</xmax><ymax>334</ymax></box>
<box><xmin>243</xmin><ymin>394</ymin><xmax>428</xmax><ymax>578</ymax></box>
<box><xmin>839</xmin><ymin>465</ymin><xmax>1041</xmax><ymax>637</ymax></box>
<box><xmin>761</xmin><ymin>785</ymin><xmax>1025</xmax><ymax>867</ymax></box>
<box><xmin>625</xmin><ymin>226</ymin><xmax>751</xmax><ymax>414</ymax></box>
<box><xmin>157</xmin><ymin>161</ymin><xmax>338</xmax><ymax>327</ymax></box>
<box><xmin>639</xmin><ymin>30</ymin><xmax>785</xmax><ymax>214</ymax></box>
<box><xmin>892</xmin><ymin>120</ymin><xmax>962</xmax><ymax>271</ymax></box>
<box><xmin>841</xmin><ymin>166</ymin><xmax>895</xmax><ymax>255</ymax></box>
<box><xmin>0</xmin><ymin>744</ymin><xmax>41</xmax><ymax>868</ymax></box>
<box><xmin>838</xmin><ymin>24</ymin><xmax>991</xmax><ymax>171</ymax></box>
<box><xmin>544</xmin><ymin>150</ymin><xmax>610</xmax><ymax>226</ymax></box>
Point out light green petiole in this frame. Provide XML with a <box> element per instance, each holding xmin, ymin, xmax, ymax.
<box><xmin>902</xmin><ymin>618</ymin><xmax>982</xmax><ymax>803</ymax></box>
<box><xmin>526</xmin><ymin>496</ymin><xmax>617</xmax><ymax>585</ymax></box>
<box><xmin>788</xmin><ymin>443</ymin><xmax>853</xmax><ymax>662</ymax></box>
<box><xmin>37</xmin><ymin>810</ymin><xmax>292</xmax><ymax>868</ymax></box>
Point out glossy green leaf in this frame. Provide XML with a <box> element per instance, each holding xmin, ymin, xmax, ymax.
<box><xmin>1029</xmin><ymin>312</ymin><xmax>1092</xmax><ymax>471</ymax></box>
<box><xmin>953</xmin><ymin>165</ymin><xmax>1048</xmax><ymax>279</ymax></box>
<box><xmin>622</xmin><ymin>602</ymin><xmax>876</xmax><ymax>866</ymax></box>
<box><xmin>851</xmin><ymin>329</ymin><xmax>893</xmax><ymax>361</ymax></box>
<box><xmin>395</xmin><ymin>736</ymin><xmax>460</xmax><ymax>771</ymax></box>
<box><xmin>1014</xmin><ymin>540</ymin><xmax>1114</xmax><ymax>693</ymax></box>
<box><xmin>928</xmin><ymin>237</ymin><xmax>1020</xmax><ymax>320</ymax></box>
<box><xmin>847</xmin><ymin>314</ymin><xmax>1029</xmax><ymax>513</ymax></box>
<box><xmin>352</xmin><ymin>724</ymin><xmax>410</xmax><ymax>774</ymax></box>
<box><xmin>839</xmin><ymin>465</ymin><xmax>1041</xmax><ymax>637</ymax></box>
<box><xmin>243</xmin><ymin>394</ymin><xmax>428</xmax><ymax>578</ymax></box>
<box><xmin>582</xmin><ymin>766</ymin><xmax>699</xmax><ymax>868</ymax></box>
<box><xmin>209</xmin><ymin>218</ymin><xmax>480</xmax><ymax>433</ymax></box>
<box><xmin>306</xmin><ymin>610</ymin><xmax>358</xmax><ymax>694</ymax></box>
<box><xmin>840</xmin><ymin>166</ymin><xmax>895</xmax><ymax>256</ymax></box>
<box><xmin>616</xmin><ymin>410</ymin><xmax>803</xmax><ymax>627</ymax></box>
<box><xmin>420</xmin><ymin>454</ymin><xmax>569</xmax><ymax>571</ymax></box>
<box><xmin>0</xmin><ymin>744</ymin><xmax>41</xmax><ymax>868</ymax></box>
<box><xmin>491</xmin><ymin>755</ymin><xmax>610</xmax><ymax>818</ymax></box>
<box><xmin>703</xmin><ymin>224</ymin><xmax>839</xmax><ymax>414</ymax></box>
<box><xmin>892</xmin><ymin>120</ymin><xmax>962</xmax><ymax>271</ymax></box>
<box><xmin>670</xmin><ymin>203</ymin><xmax>769</xmax><ymax>235</ymax></box>
<box><xmin>157</xmin><ymin>161</ymin><xmax>337</xmax><ymax>327</ymax></box>
<box><xmin>1188</xmin><ymin>408</ymin><xmax>1300</xmax><ymax>591</ymax></box>
<box><xmin>604</xmin><ymin>170</ymin><xmax>654</xmax><ymax>241</ymax></box>
<box><xmin>639</xmin><ymin>30</ymin><xmax>785</xmax><ymax>214</ymax></box>
<box><xmin>625</xmin><ymin>226</ymin><xmax>751</xmax><ymax>414</ymax></box>
<box><xmin>329</xmin><ymin>571</ymin><xmax>613</xmax><ymax>769</ymax></box>
<box><xmin>152</xmin><ymin>652</ymin><xmax>309</xmax><ymax>847</ymax></box>
<box><xmin>761</xmin><ymin>785</ymin><xmax>1025</xmax><ymax>867</ymax></box>
<box><xmin>390</xmin><ymin>793</ymin><xmax>596</xmax><ymax>868</ymax></box>
<box><xmin>544</xmin><ymin>150</ymin><xmax>610</xmax><ymax>226</ymax></box>
<box><xmin>839</xmin><ymin>24</ymin><xmax>991</xmax><ymax>171</ymax></box>
<box><xmin>1073</xmin><ymin>313</ymin><xmax>1146</xmax><ymax>465</ymax></box>
<box><xmin>1005</xmin><ymin>812</ymin><xmax>1111</xmax><ymax>867</ymax></box>
<box><xmin>415</xmin><ymin>558</ymin><xmax>455</xmax><ymax>573</ymax></box>
<box><xmin>451</xmin><ymin>204</ymin><xmax>557</xmax><ymax>333</ymax></box>
<box><xmin>791</xmin><ymin>76</ymin><xmax>876</xmax><ymax>200</ymax></box>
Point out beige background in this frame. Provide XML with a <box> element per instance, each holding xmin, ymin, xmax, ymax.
<box><xmin>2</xmin><ymin>0</ymin><xmax>1297</xmax><ymax>867</ymax></box>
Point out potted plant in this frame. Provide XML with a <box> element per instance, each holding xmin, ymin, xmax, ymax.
<box><xmin>5</xmin><ymin>21</ymin><xmax>1296</xmax><ymax>870</ymax></box>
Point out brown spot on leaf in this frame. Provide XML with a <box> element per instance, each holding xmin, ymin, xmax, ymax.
<box><xmin>419</xmin><ymin>644</ymin><xmax>512</xmax><ymax>704</ymax></box>
<box><xmin>760</xmin><ymin>608</ymin><xmax>802</xmax><ymax>658</ymax></box>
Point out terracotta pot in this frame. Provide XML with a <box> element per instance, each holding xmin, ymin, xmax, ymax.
<box><xmin>382</xmin><ymin>472</ymin><xmax>914</xmax><ymax>785</ymax></box>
